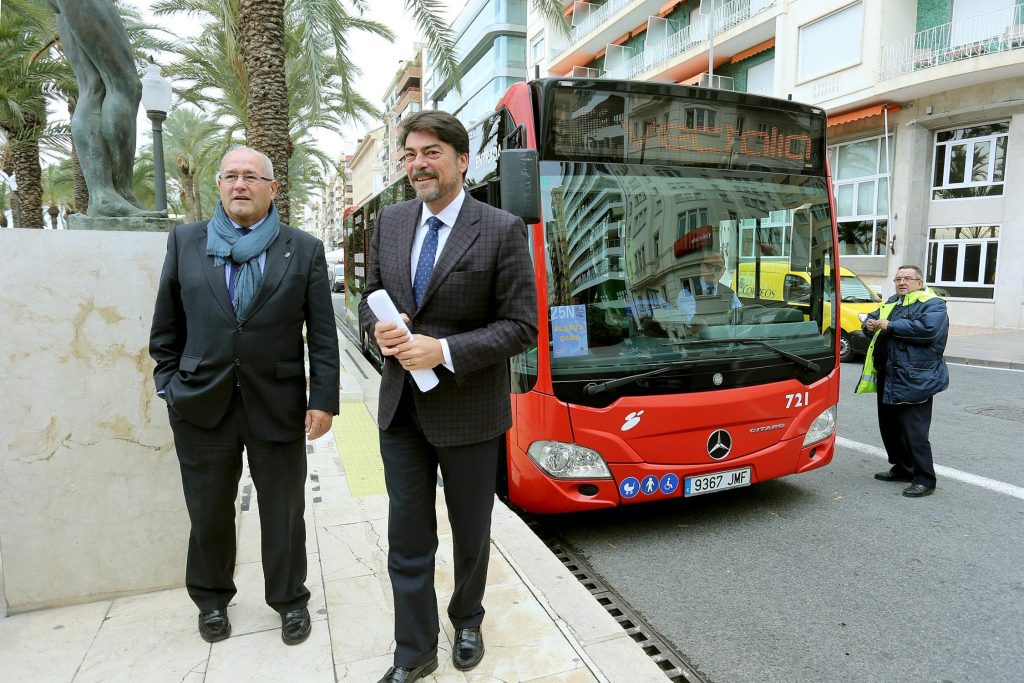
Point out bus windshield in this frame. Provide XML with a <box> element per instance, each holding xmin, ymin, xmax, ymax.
<box><xmin>540</xmin><ymin>161</ymin><xmax>836</xmax><ymax>405</ymax></box>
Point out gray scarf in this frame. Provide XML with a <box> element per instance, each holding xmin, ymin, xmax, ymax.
<box><xmin>206</xmin><ymin>201</ymin><xmax>280</xmax><ymax>319</ymax></box>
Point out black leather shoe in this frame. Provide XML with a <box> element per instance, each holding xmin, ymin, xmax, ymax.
<box><xmin>903</xmin><ymin>483</ymin><xmax>935</xmax><ymax>497</ymax></box>
<box><xmin>198</xmin><ymin>609</ymin><xmax>231</xmax><ymax>643</ymax></box>
<box><xmin>377</xmin><ymin>658</ymin><xmax>438</xmax><ymax>682</ymax></box>
<box><xmin>874</xmin><ymin>470</ymin><xmax>913</xmax><ymax>482</ymax></box>
<box><xmin>452</xmin><ymin>626</ymin><xmax>485</xmax><ymax>671</ymax></box>
<box><xmin>281</xmin><ymin>607</ymin><xmax>311</xmax><ymax>645</ymax></box>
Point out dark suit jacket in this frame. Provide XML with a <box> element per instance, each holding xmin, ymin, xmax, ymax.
<box><xmin>150</xmin><ymin>220</ymin><xmax>340</xmax><ymax>442</ymax></box>
<box><xmin>359</xmin><ymin>195</ymin><xmax>537</xmax><ymax>447</ymax></box>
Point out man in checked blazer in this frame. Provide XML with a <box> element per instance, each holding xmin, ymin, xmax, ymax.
<box><xmin>150</xmin><ymin>146</ymin><xmax>339</xmax><ymax>647</ymax></box>
<box><xmin>359</xmin><ymin>110</ymin><xmax>537</xmax><ymax>683</ymax></box>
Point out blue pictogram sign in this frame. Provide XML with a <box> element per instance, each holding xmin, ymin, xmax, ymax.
<box><xmin>619</xmin><ymin>477</ymin><xmax>640</xmax><ymax>499</ymax></box>
<box><xmin>640</xmin><ymin>475</ymin><xmax>659</xmax><ymax>495</ymax></box>
<box><xmin>660</xmin><ymin>473</ymin><xmax>679</xmax><ymax>494</ymax></box>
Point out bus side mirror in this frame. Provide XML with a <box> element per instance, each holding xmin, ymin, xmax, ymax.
<box><xmin>499</xmin><ymin>149</ymin><xmax>541</xmax><ymax>224</ymax></box>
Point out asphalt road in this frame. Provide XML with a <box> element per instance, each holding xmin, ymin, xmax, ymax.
<box><xmin>540</xmin><ymin>363</ymin><xmax>1024</xmax><ymax>683</ymax></box>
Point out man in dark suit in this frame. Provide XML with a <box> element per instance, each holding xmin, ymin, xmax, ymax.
<box><xmin>359</xmin><ymin>111</ymin><xmax>537</xmax><ymax>682</ymax></box>
<box><xmin>150</xmin><ymin>146</ymin><xmax>339</xmax><ymax>646</ymax></box>
<box><xmin>675</xmin><ymin>251</ymin><xmax>742</xmax><ymax>325</ymax></box>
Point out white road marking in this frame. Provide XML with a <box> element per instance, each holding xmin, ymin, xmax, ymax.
<box><xmin>836</xmin><ymin>436</ymin><xmax>1024</xmax><ymax>501</ymax></box>
<box><xmin>946</xmin><ymin>361</ymin><xmax>1024</xmax><ymax>373</ymax></box>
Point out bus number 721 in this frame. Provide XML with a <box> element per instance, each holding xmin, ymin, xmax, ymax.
<box><xmin>785</xmin><ymin>392</ymin><xmax>810</xmax><ymax>409</ymax></box>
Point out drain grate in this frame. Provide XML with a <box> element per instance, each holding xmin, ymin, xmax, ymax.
<box><xmin>534</xmin><ymin>528</ymin><xmax>709</xmax><ymax>683</ymax></box>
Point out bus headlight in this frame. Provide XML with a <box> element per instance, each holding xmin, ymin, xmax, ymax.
<box><xmin>803</xmin><ymin>405</ymin><xmax>837</xmax><ymax>446</ymax></box>
<box><xmin>527</xmin><ymin>441</ymin><xmax>612</xmax><ymax>479</ymax></box>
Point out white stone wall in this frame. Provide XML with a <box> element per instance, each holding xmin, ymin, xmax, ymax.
<box><xmin>0</xmin><ymin>229</ymin><xmax>188</xmax><ymax>615</ymax></box>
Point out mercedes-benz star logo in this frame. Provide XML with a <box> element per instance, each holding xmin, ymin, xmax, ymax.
<box><xmin>707</xmin><ymin>429</ymin><xmax>732</xmax><ymax>460</ymax></box>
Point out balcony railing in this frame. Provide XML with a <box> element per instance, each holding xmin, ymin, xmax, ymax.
<box><xmin>570</xmin><ymin>0</ymin><xmax>639</xmax><ymax>46</ymax></box>
<box><xmin>881</xmin><ymin>2</ymin><xmax>1024</xmax><ymax>80</ymax></box>
<box><xmin>600</xmin><ymin>0</ymin><xmax>776</xmax><ymax>81</ymax></box>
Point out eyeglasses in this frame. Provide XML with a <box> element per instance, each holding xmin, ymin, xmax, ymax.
<box><xmin>892</xmin><ymin>277</ymin><xmax>922</xmax><ymax>283</ymax></box>
<box><xmin>218</xmin><ymin>173</ymin><xmax>274</xmax><ymax>185</ymax></box>
<box><xmin>701</xmin><ymin>262</ymin><xmax>725</xmax><ymax>271</ymax></box>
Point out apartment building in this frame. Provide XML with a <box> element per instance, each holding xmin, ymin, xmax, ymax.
<box><xmin>348</xmin><ymin>126</ymin><xmax>386</xmax><ymax>207</ymax></box>
<box><xmin>423</xmin><ymin>0</ymin><xmax>529</xmax><ymax>128</ymax></box>
<box><xmin>384</xmin><ymin>50</ymin><xmax>424</xmax><ymax>184</ymax></box>
<box><xmin>529</xmin><ymin>0</ymin><xmax>1024</xmax><ymax>328</ymax></box>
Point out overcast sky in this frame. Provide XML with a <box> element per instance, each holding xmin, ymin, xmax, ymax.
<box><xmin>123</xmin><ymin>1</ymin><xmax>466</xmax><ymax>163</ymax></box>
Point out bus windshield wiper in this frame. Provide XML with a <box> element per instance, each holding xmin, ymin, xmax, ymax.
<box><xmin>583</xmin><ymin>367</ymin><xmax>672</xmax><ymax>396</ymax></box>
<box><xmin>676</xmin><ymin>338</ymin><xmax>820</xmax><ymax>372</ymax></box>
<box><xmin>734</xmin><ymin>340</ymin><xmax>820</xmax><ymax>371</ymax></box>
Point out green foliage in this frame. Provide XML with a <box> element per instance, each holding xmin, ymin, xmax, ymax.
<box><xmin>153</xmin><ymin>0</ymin><xmax>394</xmax><ymax>208</ymax></box>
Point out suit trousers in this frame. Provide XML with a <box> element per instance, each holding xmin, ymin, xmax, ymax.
<box><xmin>379</xmin><ymin>380</ymin><xmax>501</xmax><ymax>668</ymax></box>
<box><xmin>876</xmin><ymin>373</ymin><xmax>937</xmax><ymax>488</ymax></box>
<box><xmin>168</xmin><ymin>389</ymin><xmax>310</xmax><ymax>613</ymax></box>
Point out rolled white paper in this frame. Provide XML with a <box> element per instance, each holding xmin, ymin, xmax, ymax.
<box><xmin>366</xmin><ymin>289</ymin><xmax>439</xmax><ymax>392</ymax></box>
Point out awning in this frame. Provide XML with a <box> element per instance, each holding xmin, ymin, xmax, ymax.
<box><xmin>732</xmin><ymin>38</ymin><xmax>775</xmax><ymax>63</ymax></box>
<box><xmin>828</xmin><ymin>104</ymin><xmax>901</xmax><ymax>127</ymax></box>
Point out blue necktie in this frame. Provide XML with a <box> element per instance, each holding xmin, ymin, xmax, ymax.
<box><xmin>413</xmin><ymin>217</ymin><xmax>442</xmax><ymax>308</ymax></box>
<box><xmin>228</xmin><ymin>227</ymin><xmax>252</xmax><ymax>302</ymax></box>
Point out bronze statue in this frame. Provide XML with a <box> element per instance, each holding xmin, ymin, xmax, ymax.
<box><xmin>48</xmin><ymin>0</ymin><xmax>161</xmax><ymax>217</ymax></box>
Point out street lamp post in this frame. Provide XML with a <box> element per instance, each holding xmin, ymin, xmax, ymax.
<box><xmin>141</xmin><ymin>60</ymin><xmax>173</xmax><ymax>212</ymax></box>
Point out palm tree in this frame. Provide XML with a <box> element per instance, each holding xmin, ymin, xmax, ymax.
<box><xmin>40</xmin><ymin>159</ymin><xmax>74</xmax><ymax>229</ymax></box>
<box><xmin>156</xmin><ymin>0</ymin><xmax>392</xmax><ymax>223</ymax></box>
<box><xmin>0</xmin><ymin>1</ymin><xmax>62</xmax><ymax>228</ymax></box>
<box><xmin>161</xmin><ymin>106</ymin><xmax>232</xmax><ymax>222</ymax></box>
<box><xmin>0</xmin><ymin>183</ymin><xmax>9</xmax><ymax>228</ymax></box>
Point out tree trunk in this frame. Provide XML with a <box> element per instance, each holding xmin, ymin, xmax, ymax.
<box><xmin>177</xmin><ymin>153</ymin><xmax>201</xmax><ymax>222</ymax></box>
<box><xmin>68</xmin><ymin>100</ymin><xmax>89</xmax><ymax>213</ymax></box>
<box><xmin>2</xmin><ymin>151</ymin><xmax>23</xmax><ymax>228</ymax></box>
<box><xmin>238</xmin><ymin>0</ymin><xmax>292</xmax><ymax>223</ymax></box>
<box><xmin>181</xmin><ymin>174</ymin><xmax>198</xmax><ymax>222</ymax></box>
<box><xmin>48</xmin><ymin>204</ymin><xmax>60</xmax><ymax>230</ymax></box>
<box><xmin>9</xmin><ymin>124</ymin><xmax>44</xmax><ymax>229</ymax></box>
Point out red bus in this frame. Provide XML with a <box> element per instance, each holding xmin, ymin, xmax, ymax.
<box><xmin>342</xmin><ymin>78</ymin><xmax>840</xmax><ymax>514</ymax></box>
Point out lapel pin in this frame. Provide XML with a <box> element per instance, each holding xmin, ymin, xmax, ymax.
<box><xmin>284</xmin><ymin>251</ymin><xmax>291</xmax><ymax>258</ymax></box>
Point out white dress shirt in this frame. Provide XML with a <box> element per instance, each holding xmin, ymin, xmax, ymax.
<box><xmin>410</xmin><ymin>189</ymin><xmax>465</xmax><ymax>371</ymax></box>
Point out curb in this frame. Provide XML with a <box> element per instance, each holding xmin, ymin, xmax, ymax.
<box><xmin>945</xmin><ymin>356</ymin><xmax>1024</xmax><ymax>371</ymax></box>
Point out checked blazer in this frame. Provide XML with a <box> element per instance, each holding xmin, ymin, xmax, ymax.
<box><xmin>150</xmin><ymin>220</ymin><xmax>340</xmax><ymax>441</ymax></box>
<box><xmin>359</xmin><ymin>194</ymin><xmax>538</xmax><ymax>447</ymax></box>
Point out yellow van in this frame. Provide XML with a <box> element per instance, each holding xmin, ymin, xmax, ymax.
<box><xmin>735</xmin><ymin>263</ymin><xmax>881</xmax><ymax>362</ymax></box>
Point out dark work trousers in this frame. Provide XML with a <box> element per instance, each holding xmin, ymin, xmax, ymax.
<box><xmin>168</xmin><ymin>389</ymin><xmax>309</xmax><ymax>613</ymax></box>
<box><xmin>876</xmin><ymin>367</ymin><xmax>937</xmax><ymax>488</ymax></box>
<box><xmin>379</xmin><ymin>380</ymin><xmax>501</xmax><ymax>669</ymax></box>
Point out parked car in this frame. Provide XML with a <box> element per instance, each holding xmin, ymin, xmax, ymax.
<box><xmin>733</xmin><ymin>263</ymin><xmax>882</xmax><ymax>363</ymax></box>
<box><xmin>331</xmin><ymin>264</ymin><xmax>344</xmax><ymax>293</ymax></box>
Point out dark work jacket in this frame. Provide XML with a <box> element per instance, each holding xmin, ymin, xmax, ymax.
<box><xmin>862</xmin><ymin>291</ymin><xmax>950</xmax><ymax>404</ymax></box>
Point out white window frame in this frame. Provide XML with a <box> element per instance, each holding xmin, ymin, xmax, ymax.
<box><xmin>927</xmin><ymin>224</ymin><xmax>999</xmax><ymax>298</ymax></box>
<box><xmin>530</xmin><ymin>32</ymin><xmax>546</xmax><ymax>65</ymax></box>
<box><xmin>746</xmin><ymin>58</ymin><xmax>774</xmax><ymax>96</ymax></box>
<box><xmin>828</xmin><ymin>133</ymin><xmax>892</xmax><ymax>256</ymax></box>
<box><xmin>797</xmin><ymin>2</ymin><xmax>864</xmax><ymax>83</ymax></box>
<box><xmin>931</xmin><ymin>121</ymin><xmax>1009</xmax><ymax>200</ymax></box>
<box><xmin>739</xmin><ymin>213</ymin><xmax>790</xmax><ymax>260</ymax></box>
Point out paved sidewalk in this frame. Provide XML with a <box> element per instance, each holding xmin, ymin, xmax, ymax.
<box><xmin>944</xmin><ymin>324</ymin><xmax>1024</xmax><ymax>370</ymax></box>
<box><xmin>0</xmin><ymin>339</ymin><xmax>666</xmax><ymax>683</ymax></box>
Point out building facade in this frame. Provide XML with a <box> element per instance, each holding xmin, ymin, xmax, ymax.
<box><xmin>348</xmin><ymin>126</ymin><xmax>386</xmax><ymax>207</ymax></box>
<box><xmin>384</xmin><ymin>49</ymin><xmax>424</xmax><ymax>183</ymax></box>
<box><xmin>423</xmin><ymin>0</ymin><xmax>529</xmax><ymax>128</ymax></box>
<box><xmin>529</xmin><ymin>0</ymin><xmax>1024</xmax><ymax>328</ymax></box>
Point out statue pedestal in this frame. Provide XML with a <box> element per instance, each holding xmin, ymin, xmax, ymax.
<box><xmin>68</xmin><ymin>214</ymin><xmax>178</xmax><ymax>232</ymax></box>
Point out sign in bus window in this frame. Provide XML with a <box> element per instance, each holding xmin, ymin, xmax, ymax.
<box><xmin>551</xmin><ymin>305</ymin><xmax>589</xmax><ymax>358</ymax></box>
<box><xmin>543</xmin><ymin>87</ymin><xmax>826</xmax><ymax>175</ymax></box>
